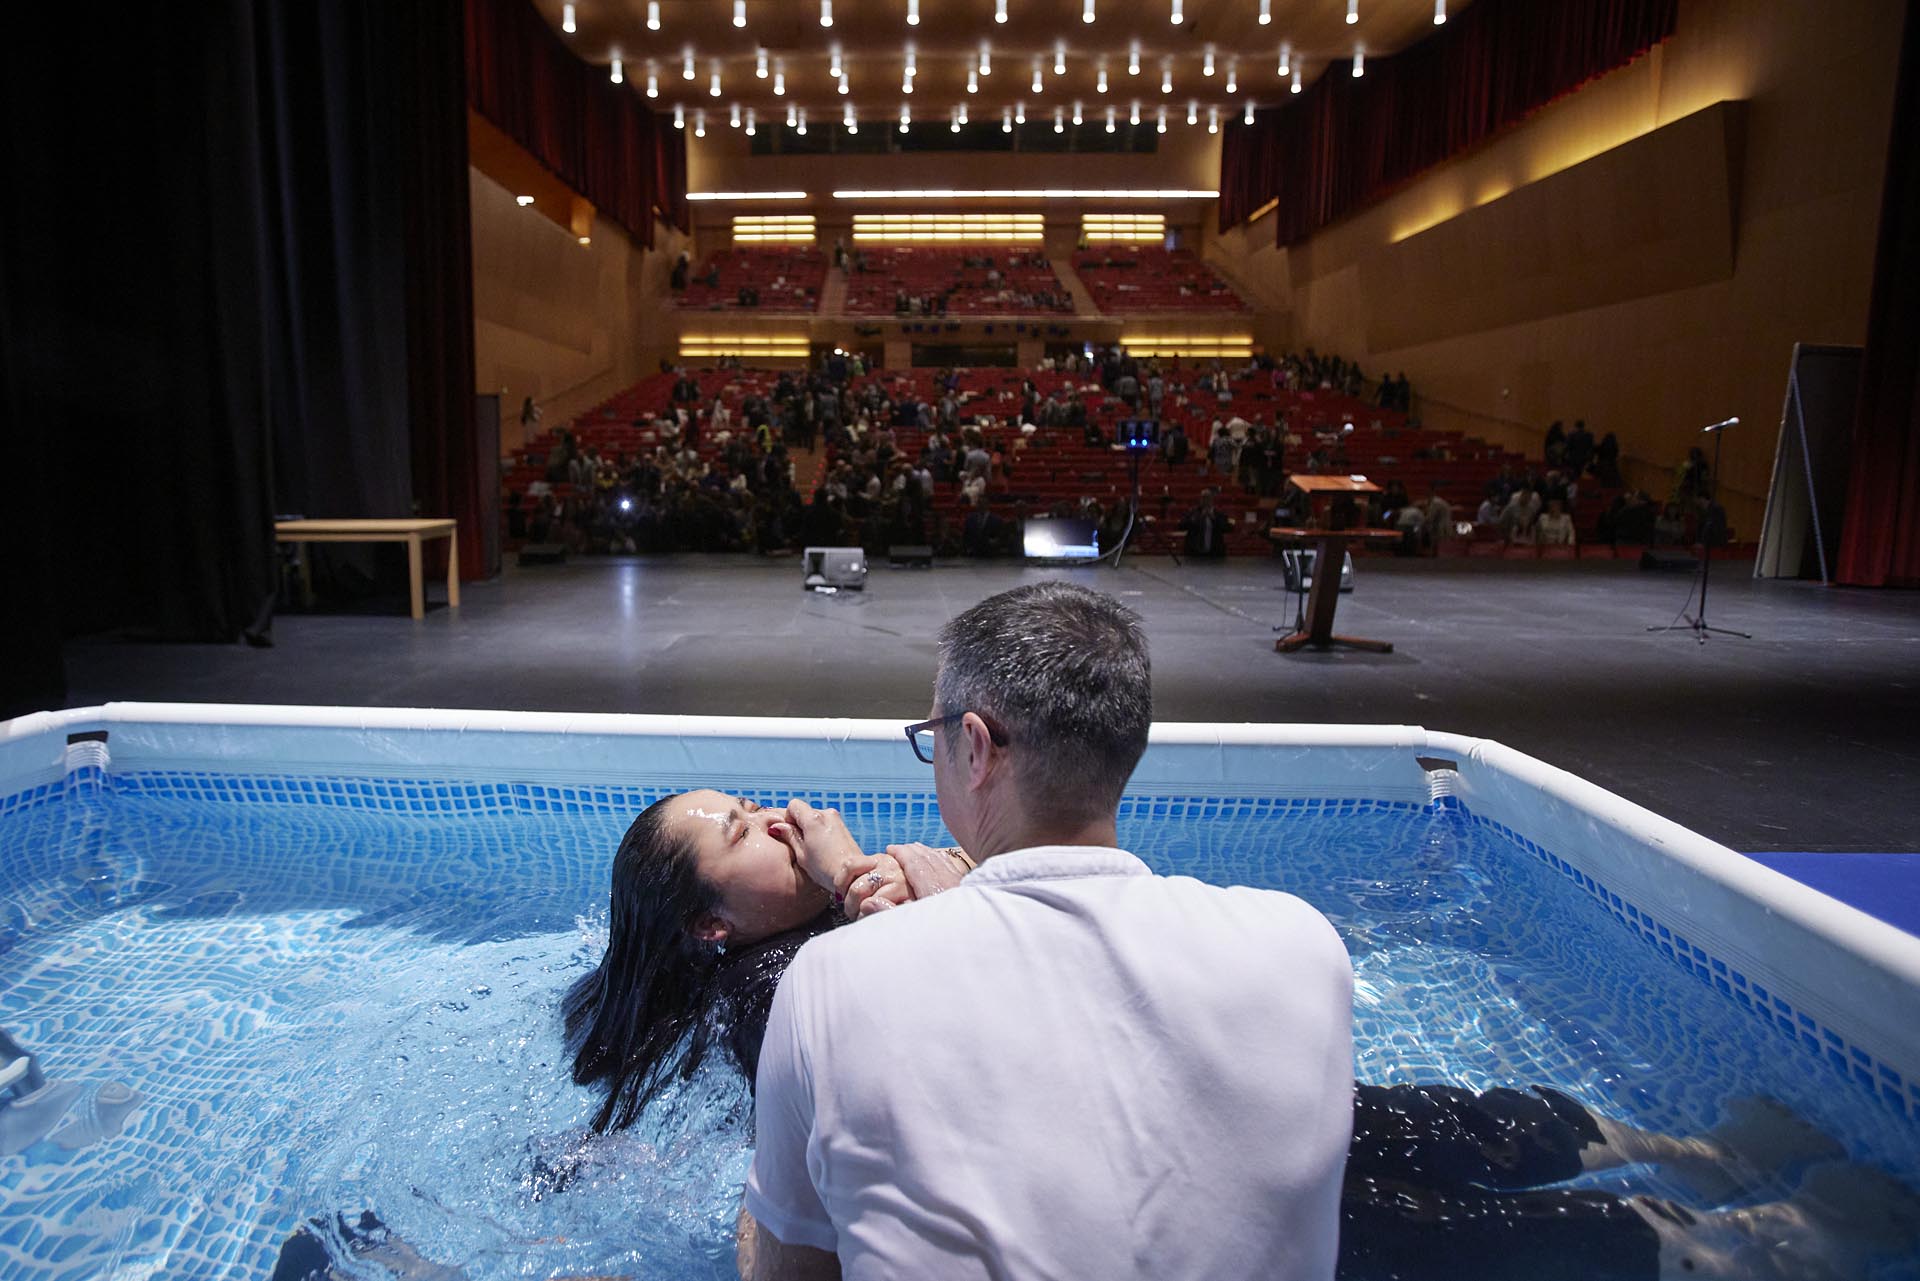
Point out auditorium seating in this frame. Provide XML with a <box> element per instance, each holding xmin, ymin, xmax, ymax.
<box><xmin>1072</xmin><ymin>247</ymin><xmax>1248</xmax><ymax>313</ymax></box>
<box><xmin>678</xmin><ymin>248</ymin><xmax>827</xmax><ymax>312</ymax></box>
<box><xmin>842</xmin><ymin>248</ymin><xmax>1073</xmax><ymax>315</ymax></box>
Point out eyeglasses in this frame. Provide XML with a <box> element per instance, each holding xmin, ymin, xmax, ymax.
<box><xmin>904</xmin><ymin>712</ymin><xmax>1009</xmax><ymax>763</ymax></box>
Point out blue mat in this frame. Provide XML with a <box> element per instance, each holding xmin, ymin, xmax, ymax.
<box><xmin>1744</xmin><ymin>852</ymin><xmax>1920</xmax><ymax>937</ymax></box>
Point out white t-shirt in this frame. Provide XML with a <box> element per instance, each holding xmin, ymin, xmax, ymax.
<box><xmin>746</xmin><ymin>846</ymin><xmax>1354</xmax><ymax>1281</ymax></box>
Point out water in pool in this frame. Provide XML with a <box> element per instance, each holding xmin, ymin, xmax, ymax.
<box><xmin>1</xmin><ymin>776</ymin><xmax>1916</xmax><ymax>1279</ymax></box>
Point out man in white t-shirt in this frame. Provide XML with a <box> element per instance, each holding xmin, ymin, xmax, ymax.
<box><xmin>741</xmin><ymin>583</ymin><xmax>1354</xmax><ymax>1281</ymax></box>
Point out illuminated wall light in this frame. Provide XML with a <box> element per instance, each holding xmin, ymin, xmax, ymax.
<box><xmin>1014</xmin><ymin>100</ymin><xmax>1025</xmax><ymax>124</ymax></box>
<box><xmin>820</xmin><ymin>0</ymin><xmax>832</xmax><ymax>26</ymax></box>
<box><xmin>610</xmin><ymin>55</ymin><xmax>623</xmax><ymax>84</ymax></box>
<box><xmin>1002</xmin><ymin>106</ymin><xmax>1012</xmax><ymax>132</ymax></box>
<box><xmin>839</xmin><ymin>73</ymin><xmax>850</xmax><ymax>94</ymax></box>
<box><xmin>515</xmin><ymin>194</ymin><xmax>535</xmax><ymax>206</ymax></box>
<box><xmin>979</xmin><ymin>41</ymin><xmax>992</xmax><ymax>74</ymax></box>
<box><xmin>645</xmin><ymin>64</ymin><xmax>659</xmax><ymax>97</ymax></box>
<box><xmin>730</xmin><ymin>102</ymin><xmax>742</xmax><ymax>127</ymax></box>
<box><xmin>1054</xmin><ymin>41</ymin><xmax>1066</xmax><ymax>75</ymax></box>
<box><xmin>1054</xmin><ymin>107</ymin><xmax>1064</xmax><ymax>133</ymax></box>
<box><xmin>968</xmin><ymin>62</ymin><xmax>979</xmax><ymax>93</ymax></box>
<box><xmin>1352</xmin><ymin>47</ymin><xmax>1365</xmax><ymax>77</ymax></box>
<box><xmin>958</xmin><ymin>101</ymin><xmax>968</xmax><ymax>124</ymax></box>
<box><xmin>647</xmin><ymin>1</ymin><xmax>660</xmax><ymax>29</ymax></box>
<box><xmin>905</xmin><ymin>45</ymin><xmax>917</xmax><ymax>75</ymax></box>
<box><xmin>903</xmin><ymin>72</ymin><xmax>914</xmax><ymax>93</ymax></box>
<box><xmin>683</xmin><ymin>47</ymin><xmax>695</xmax><ymax>78</ymax></box>
<box><xmin>756</xmin><ymin>48</ymin><xmax>768</xmax><ymax>78</ymax></box>
<box><xmin>694</xmin><ymin>109</ymin><xmax>706</xmax><ymax>136</ymax></box>
<box><xmin>1104</xmin><ymin>105</ymin><xmax>1115</xmax><ymax>133</ymax></box>
<box><xmin>907</xmin><ymin>0</ymin><xmax>920</xmax><ymax>24</ymax></box>
<box><xmin>1258</xmin><ymin>0</ymin><xmax>1271</xmax><ymax>23</ymax></box>
<box><xmin>1244</xmin><ymin>98</ymin><xmax>1254</xmax><ymax>125</ymax></box>
<box><xmin>1129</xmin><ymin>99</ymin><xmax>1140</xmax><ymax>125</ymax></box>
<box><xmin>1203</xmin><ymin>44</ymin><xmax>1215</xmax><ymax>76</ymax></box>
<box><xmin>1207</xmin><ymin>106</ymin><xmax>1218</xmax><ymax>133</ymax></box>
<box><xmin>745</xmin><ymin>108</ymin><xmax>756</xmax><ymax>136</ymax></box>
<box><xmin>1032</xmin><ymin>60</ymin><xmax>1044</xmax><ymax>93</ymax></box>
<box><xmin>732</xmin><ymin>0</ymin><xmax>746</xmax><ymax>28</ymax></box>
<box><xmin>1156</xmin><ymin>105</ymin><xmax>1167</xmax><ymax>132</ymax></box>
<box><xmin>1161</xmin><ymin>60</ymin><xmax>1173</xmax><ymax>93</ymax></box>
<box><xmin>1279</xmin><ymin>42</ymin><xmax>1290</xmax><ymax>76</ymax></box>
<box><xmin>797</xmin><ymin>109</ymin><xmax>808</xmax><ymax>135</ymax></box>
<box><xmin>710</xmin><ymin>65</ymin><xmax>722</xmax><ymax>96</ymax></box>
<box><xmin>830</xmin><ymin>44</ymin><xmax>842</xmax><ymax>77</ymax></box>
<box><xmin>900</xmin><ymin>104</ymin><xmax>911</xmax><ymax>132</ymax></box>
<box><xmin>1129</xmin><ymin>41</ymin><xmax>1141</xmax><ymax>75</ymax></box>
<box><xmin>1291</xmin><ymin>66</ymin><xmax>1302</xmax><ymax>93</ymax></box>
<box><xmin>1434</xmin><ymin>0</ymin><xmax>1446</xmax><ymax>22</ymax></box>
<box><xmin>995</xmin><ymin>0</ymin><xmax>1007</xmax><ymax>23</ymax></box>
<box><xmin>1170</xmin><ymin>0</ymin><xmax>1182</xmax><ymax>24</ymax></box>
<box><xmin>1225</xmin><ymin>60</ymin><xmax>1237</xmax><ymax>94</ymax></box>
<box><xmin>562</xmin><ymin>3</ymin><xmax>576</xmax><ymax>34</ymax></box>
<box><xmin>673</xmin><ymin>103</ymin><xmax>685</xmax><ymax>128</ymax></box>
<box><xmin>1186</xmin><ymin>99</ymin><xmax>1197</xmax><ymax>125</ymax></box>
<box><xmin>1096</xmin><ymin>61</ymin><xmax>1108</xmax><ymax>93</ymax></box>
<box><xmin>1083</xmin><ymin>0</ymin><xmax>1095</xmax><ymax>23</ymax></box>
<box><xmin>950</xmin><ymin>111</ymin><xmax>960</xmax><ymax>133</ymax></box>
<box><xmin>773</xmin><ymin>65</ymin><xmax>785</xmax><ymax>95</ymax></box>
<box><xmin>579</xmin><ymin>236</ymin><xmax>592</xmax><ymax>246</ymax></box>
<box><xmin>1072</xmin><ymin>100</ymin><xmax>1083</xmax><ymax>125</ymax></box>
<box><xmin>844</xmin><ymin>103</ymin><xmax>857</xmax><ymax>130</ymax></box>
<box><xmin>1347</xmin><ymin>0</ymin><xmax>1359</xmax><ymax>23</ymax></box>
<box><xmin>787</xmin><ymin>102</ymin><xmax>797</xmax><ymax>126</ymax></box>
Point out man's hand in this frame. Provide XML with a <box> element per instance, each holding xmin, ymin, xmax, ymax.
<box><xmin>778</xmin><ymin>799</ymin><xmax>869</xmax><ymax>897</ymax></box>
<box><xmin>886</xmin><ymin>843</ymin><xmax>969</xmax><ymax>900</ymax></box>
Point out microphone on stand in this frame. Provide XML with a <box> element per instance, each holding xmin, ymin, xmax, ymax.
<box><xmin>1701</xmin><ymin>416</ymin><xmax>1739</xmax><ymax>433</ymax></box>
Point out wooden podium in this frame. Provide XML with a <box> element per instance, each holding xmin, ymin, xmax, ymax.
<box><xmin>1271</xmin><ymin>476</ymin><xmax>1401</xmax><ymax>654</ymax></box>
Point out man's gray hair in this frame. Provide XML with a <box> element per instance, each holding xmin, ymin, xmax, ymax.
<box><xmin>934</xmin><ymin>582</ymin><xmax>1151</xmax><ymax>821</ymax></box>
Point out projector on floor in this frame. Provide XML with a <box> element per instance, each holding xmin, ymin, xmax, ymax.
<box><xmin>803</xmin><ymin>546</ymin><xmax>867</xmax><ymax>592</ymax></box>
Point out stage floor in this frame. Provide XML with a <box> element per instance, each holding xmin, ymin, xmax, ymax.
<box><xmin>63</xmin><ymin>554</ymin><xmax>1920</xmax><ymax>856</ymax></box>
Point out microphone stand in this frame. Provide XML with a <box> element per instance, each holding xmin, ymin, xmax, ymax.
<box><xmin>1648</xmin><ymin>418</ymin><xmax>1750</xmax><ymax>644</ymax></box>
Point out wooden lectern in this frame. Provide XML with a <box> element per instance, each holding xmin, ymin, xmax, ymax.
<box><xmin>1270</xmin><ymin>475</ymin><xmax>1401</xmax><ymax>653</ymax></box>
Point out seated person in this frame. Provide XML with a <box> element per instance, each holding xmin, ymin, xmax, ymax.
<box><xmin>1180</xmin><ymin>491</ymin><xmax>1232</xmax><ymax>557</ymax></box>
<box><xmin>1536</xmin><ymin>498</ymin><xmax>1576</xmax><ymax>546</ymax></box>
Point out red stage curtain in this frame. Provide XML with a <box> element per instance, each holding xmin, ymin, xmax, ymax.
<box><xmin>1219</xmin><ymin>0</ymin><xmax>1678</xmax><ymax>243</ymax></box>
<box><xmin>1837</xmin><ymin>0</ymin><xmax>1920</xmax><ymax>587</ymax></box>
<box><xmin>464</xmin><ymin>0</ymin><xmax>688</xmax><ymax>244</ymax></box>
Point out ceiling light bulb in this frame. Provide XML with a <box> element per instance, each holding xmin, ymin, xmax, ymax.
<box><xmin>730</xmin><ymin>102</ymin><xmax>742</xmax><ymax>127</ymax></box>
<box><xmin>900</xmin><ymin>105</ymin><xmax>910</xmax><ymax>132</ymax></box>
<box><xmin>797</xmin><ymin>108</ymin><xmax>808</xmax><ymax>134</ymax></box>
<box><xmin>1083</xmin><ymin>0</ymin><xmax>1096</xmax><ymax>22</ymax></box>
<box><xmin>1244</xmin><ymin>98</ymin><xmax>1254</xmax><ymax>124</ymax></box>
<box><xmin>733</xmin><ymin>0</ymin><xmax>746</xmax><ymax>28</ymax></box>
<box><xmin>773</xmin><ymin>67</ymin><xmax>785</xmax><ymax>95</ymax></box>
<box><xmin>1156</xmin><ymin>105</ymin><xmax>1167</xmax><ymax>133</ymax></box>
<box><xmin>1203</xmin><ymin>45</ymin><xmax>1215</xmax><ymax>76</ymax></box>
<box><xmin>1072</xmin><ymin>99</ymin><xmax>1083</xmax><ymax>124</ymax></box>
<box><xmin>903</xmin><ymin>74</ymin><xmax>913</xmax><ymax>93</ymax></box>
<box><xmin>907</xmin><ymin>0</ymin><xmax>920</xmax><ymax>24</ymax></box>
<box><xmin>562</xmin><ymin>4</ymin><xmax>577</xmax><ymax>34</ymax></box>
<box><xmin>1054</xmin><ymin>107</ymin><xmax>1064</xmax><ymax>133</ymax></box>
<box><xmin>1161</xmin><ymin>61</ymin><xmax>1173</xmax><ymax>93</ymax></box>
<box><xmin>968</xmin><ymin>65</ymin><xmax>979</xmax><ymax>93</ymax></box>
<box><xmin>1033</xmin><ymin>60</ymin><xmax>1044</xmax><ymax>93</ymax></box>
<box><xmin>1171</xmin><ymin>0</ymin><xmax>1182</xmax><ymax>24</ymax></box>
<box><xmin>673</xmin><ymin>103</ymin><xmax>685</xmax><ymax>128</ymax></box>
<box><xmin>647</xmin><ymin>1</ymin><xmax>660</xmax><ymax>29</ymax></box>
<box><xmin>1291</xmin><ymin>66</ymin><xmax>1302</xmax><ymax>93</ymax></box>
<box><xmin>958</xmin><ymin>102</ymin><xmax>968</xmax><ymax>123</ymax></box>
<box><xmin>906</xmin><ymin>45</ymin><xmax>916</xmax><ymax>74</ymax></box>
<box><xmin>1258</xmin><ymin>0</ymin><xmax>1270</xmax><ymax>23</ymax></box>
<box><xmin>1186</xmin><ymin>99</ymin><xmax>1197</xmax><ymax>125</ymax></box>
<box><xmin>745</xmin><ymin>108</ymin><xmax>756</xmax><ymax>136</ymax></box>
<box><xmin>756</xmin><ymin>48</ymin><xmax>768</xmax><ymax>78</ymax></box>
<box><xmin>517</xmin><ymin>193</ymin><xmax>535</xmax><ymax>206</ymax></box>
<box><xmin>951</xmin><ymin>115</ymin><xmax>960</xmax><ymax>132</ymax></box>
<box><xmin>683</xmin><ymin>47</ymin><xmax>695</xmax><ymax>78</ymax></box>
<box><xmin>995</xmin><ymin>0</ymin><xmax>1007</xmax><ymax>22</ymax></box>
<box><xmin>820</xmin><ymin>0</ymin><xmax>833</xmax><ymax>26</ymax></box>
<box><xmin>1352</xmin><ymin>47</ymin><xmax>1364</xmax><ymax>76</ymax></box>
<box><xmin>787</xmin><ymin>102</ymin><xmax>798</xmax><ymax>126</ymax></box>
<box><xmin>830</xmin><ymin>44</ymin><xmax>842</xmax><ymax>76</ymax></box>
<box><xmin>1207</xmin><ymin>105</ymin><xmax>1218</xmax><ymax>133</ymax></box>
<box><xmin>1104</xmin><ymin>105</ymin><xmax>1115</xmax><ymax>132</ymax></box>
<box><xmin>1129</xmin><ymin>99</ymin><xmax>1140</xmax><ymax>124</ymax></box>
<box><xmin>610</xmin><ymin>55</ymin><xmax>624</xmax><ymax>84</ymax></box>
<box><xmin>710</xmin><ymin>65</ymin><xmax>722</xmax><ymax>95</ymax></box>
<box><xmin>1097</xmin><ymin>63</ymin><xmax>1108</xmax><ymax>93</ymax></box>
<box><xmin>1225</xmin><ymin>61</ymin><xmax>1237</xmax><ymax>93</ymax></box>
<box><xmin>845</xmin><ymin>103</ymin><xmax>857</xmax><ymax>128</ymax></box>
<box><xmin>1055</xmin><ymin>42</ymin><xmax>1066</xmax><ymax>75</ymax></box>
<box><xmin>839</xmin><ymin>72</ymin><xmax>850</xmax><ymax>94</ymax></box>
<box><xmin>1279</xmin><ymin>42</ymin><xmax>1290</xmax><ymax>75</ymax></box>
<box><xmin>1002</xmin><ymin>107</ymin><xmax>1012</xmax><ymax>132</ymax></box>
<box><xmin>1434</xmin><ymin>0</ymin><xmax>1446</xmax><ymax>22</ymax></box>
<box><xmin>1347</xmin><ymin>0</ymin><xmax>1358</xmax><ymax>23</ymax></box>
<box><xmin>979</xmin><ymin>41</ymin><xmax>992</xmax><ymax>74</ymax></box>
<box><xmin>694</xmin><ymin>110</ymin><xmax>706</xmax><ymax>136</ymax></box>
<box><xmin>646</xmin><ymin>67</ymin><xmax>658</xmax><ymax>97</ymax></box>
<box><xmin>1015</xmin><ymin>100</ymin><xmax>1026</xmax><ymax>123</ymax></box>
<box><xmin>1129</xmin><ymin>42</ymin><xmax>1141</xmax><ymax>75</ymax></box>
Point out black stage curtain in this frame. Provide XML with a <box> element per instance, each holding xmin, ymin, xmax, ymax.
<box><xmin>1218</xmin><ymin>0</ymin><xmax>1678</xmax><ymax>243</ymax></box>
<box><xmin>465</xmin><ymin>0</ymin><xmax>690</xmax><ymax>242</ymax></box>
<box><xmin>0</xmin><ymin>1</ymin><xmax>477</xmax><ymax>719</ymax></box>
<box><xmin>1837</xmin><ymin>0</ymin><xmax>1920</xmax><ymax>588</ymax></box>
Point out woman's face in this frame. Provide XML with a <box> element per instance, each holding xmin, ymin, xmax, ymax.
<box><xmin>665</xmin><ymin>790</ymin><xmax>830</xmax><ymax>947</ymax></box>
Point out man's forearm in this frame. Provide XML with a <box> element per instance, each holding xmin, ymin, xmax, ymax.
<box><xmin>736</xmin><ymin>1203</ymin><xmax>841</xmax><ymax>1281</ymax></box>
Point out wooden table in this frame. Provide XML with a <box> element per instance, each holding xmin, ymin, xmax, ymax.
<box><xmin>1271</xmin><ymin>474</ymin><xmax>1396</xmax><ymax>654</ymax></box>
<box><xmin>275</xmin><ymin>519</ymin><xmax>460</xmax><ymax>621</ymax></box>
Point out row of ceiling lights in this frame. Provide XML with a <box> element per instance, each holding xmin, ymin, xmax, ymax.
<box><xmin>563</xmin><ymin>0</ymin><xmax>1445</xmax><ymax>34</ymax></box>
<box><xmin>669</xmin><ymin>98</ymin><xmax>1265</xmax><ymax>137</ymax></box>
